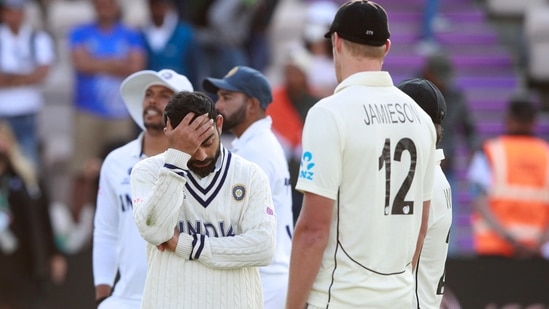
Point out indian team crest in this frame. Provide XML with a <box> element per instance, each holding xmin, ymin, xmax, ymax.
<box><xmin>232</xmin><ymin>184</ymin><xmax>246</xmax><ymax>201</ymax></box>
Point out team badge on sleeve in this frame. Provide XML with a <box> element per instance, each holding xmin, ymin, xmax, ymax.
<box><xmin>299</xmin><ymin>151</ymin><xmax>315</xmax><ymax>180</ymax></box>
<box><xmin>232</xmin><ymin>184</ymin><xmax>246</xmax><ymax>201</ymax></box>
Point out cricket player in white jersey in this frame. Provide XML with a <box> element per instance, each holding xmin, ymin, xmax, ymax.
<box><xmin>286</xmin><ymin>1</ymin><xmax>437</xmax><ymax>308</ymax></box>
<box><xmin>398</xmin><ymin>78</ymin><xmax>453</xmax><ymax>309</ymax></box>
<box><xmin>203</xmin><ymin>65</ymin><xmax>293</xmax><ymax>309</ymax></box>
<box><xmin>92</xmin><ymin>69</ymin><xmax>193</xmax><ymax>308</ymax></box>
<box><xmin>130</xmin><ymin>91</ymin><xmax>276</xmax><ymax>309</ymax></box>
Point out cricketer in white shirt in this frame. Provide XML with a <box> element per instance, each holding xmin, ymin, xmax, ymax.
<box><xmin>295</xmin><ymin>71</ymin><xmax>436</xmax><ymax>308</ymax></box>
<box><xmin>414</xmin><ymin>148</ymin><xmax>452</xmax><ymax>308</ymax></box>
<box><xmin>93</xmin><ymin>135</ymin><xmax>148</xmax><ymax>308</ymax></box>
<box><xmin>131</xmin><ymin>142</ymin><xmax>277</xmax><ymax>308</ymax></box>
<box><xmin>230</xmin><ymin>116</ymin><xmax>293</xmax><ymax>308</ymax></box>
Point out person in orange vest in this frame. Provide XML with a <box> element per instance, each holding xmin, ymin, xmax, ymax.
<box><xmin>467</xmin><ymin>98</ymin><xmax>549</xmax><ymax>258</ymax></box>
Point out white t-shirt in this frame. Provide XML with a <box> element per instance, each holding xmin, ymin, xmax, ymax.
<box><xmin>230</xmin><ymin>116</ymin><xmax>293</xmax><ymax>307</ymax></box>
<box><xmin>296</xmin><ymin>71</ymin><xmax>436</xmax><ymax>308</ymax></box>
<box><xmin>93</xmin><ymin>134</ymin><xmax>148</xmax><ymax>306</ymax></box>
<box><xmin>0</xmin><ymin>23</ymin><xmax>55</xmax><ymax>115</ymax></box>
<box><xmin>414</xmin><ymin>149</ymin><xmax>452</xmax><ymax>308</ymax></box>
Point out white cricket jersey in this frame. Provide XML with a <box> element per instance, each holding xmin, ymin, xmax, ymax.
<box><xmin>296</xmin><ymin>71</ymin><xmax>436</xmax><ymax>308</ymax></box>
<box><xmin>93</xmin><ymin>134</ymin><xmax>148</xmax><ymax>305</ymax></box>
<box><xmin>414</xmin><ymin>149</ymin><xmax>452</xmax><ymax>309</ymax></box>
<box><xmin>131</xmin><ymin>146</ymin><xmax>276</xmax><ymax>309</ymax></box>
<box><xmin>230</xmin><ymin>116</ymin><xmax>293</xmax><ymax>308</ymax></box>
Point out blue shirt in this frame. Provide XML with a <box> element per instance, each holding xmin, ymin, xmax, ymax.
<box><xmin>69</xmin><ymin>22</ymin><xmax>144</xmax><ymax>118</ymax></box>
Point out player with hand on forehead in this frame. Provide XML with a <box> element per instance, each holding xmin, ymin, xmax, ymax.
<box><xmin>130</xmin><ymin>91</ymin><xmax>277</xmax><ymax>309</ymax></box>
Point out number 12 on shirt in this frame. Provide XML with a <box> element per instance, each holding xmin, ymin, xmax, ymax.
<box><xmin>378</xmin><ymin>138</ymin><xmax>417</xmax><ymax>215</ymax></box>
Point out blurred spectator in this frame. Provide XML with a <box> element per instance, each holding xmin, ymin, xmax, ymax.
<box><xmin>266</xmin><ymin>44</ymin><xmax>319</xmax><ymax>224</ymax></box>
<box><xmin>186</xmin><ymin>0</ymin><xmax>257</xmax><ymax>81</ymax></box>
<box><xmin>141</xmin><ymin>0</ymin><xmax>200</xmax><ymax>88</ymax></box>
<box><xmin>68</xmin><ymin>0</ymin><xmax>145</xmax><ymax>220</ymax></box>
<box><xmin>467</xmin><ymin>98</ymin><xmax>549</xmax><ymax>258</ymax></box>
<box><xmin>416</xmin><ymin>0</ymin><xmax>441</xmax><ymax>55</ymax></box>
<box><xmin>245</xmin><ymin>0</ymin><xmax>280</xmax><ymax>72</ymax></box>
<box><xmin>302</xmin><ymin>1</ymin><xmax>337</xmax><ymax>98</ymax></box>
<box><xmin>0</xmin><ymin>121</ymin><xmax>67</xmax><ymax>309</ymax></box>
<box><xmin>421</xmin><ymin>53</ymin><xmax>478</xmax><ymax>255</ymax></box>
<box><xmin>0</xmin><ymin>0</ymin><xmax>55</xmax><ymax>169</ymax></box>
<box><xmin>421</xmin><ymin>53</ymin><xmax>479</xmax><ymax>175</ymax></box>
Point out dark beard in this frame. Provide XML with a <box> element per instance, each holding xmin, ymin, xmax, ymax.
<box><xmin>144</xmin><ymin>122</ymin><xmax>164</xmax><ymax>132</ymax></box>
<box><xmin>187</xmin><ymin>146</ymin><xmax>221</xmax><ymax>177</ymax></box>
<box><xmin>219</xmin><ymin>100</ymin><xmax>247</xmax><ymax>131</ymax></box>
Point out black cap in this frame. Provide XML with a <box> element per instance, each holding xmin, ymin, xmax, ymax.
<box><xmin>397</xmin><ymin>78</ymin><xmax>446</xmax><ymax>124</ymax></box>
<box><xmin>324</xmin><ymin>0</ymin><xmax>390</xmax><ymax>46</ymax></box>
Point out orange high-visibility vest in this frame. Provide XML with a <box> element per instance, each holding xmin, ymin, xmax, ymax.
<box><xmin>266</xmin><ymin>87</ymin><xmax>304</xmax><ymax>150</ymax></box>
<box><xmin>472</xmin><ymin>136</ymin><xmax>549</xmax><ymax>256</ymax></box>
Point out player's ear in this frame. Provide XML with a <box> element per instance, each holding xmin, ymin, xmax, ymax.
<box><xmin>215</xmin><ymin>115</ymin><xmax>223</xmax><ymax>134</ymax></box>
<box><xmin>165</xmin><ymin>117</ymin><xmax>173</xmax><ymax>131</ymax></box>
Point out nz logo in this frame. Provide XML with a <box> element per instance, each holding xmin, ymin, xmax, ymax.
<box><xmin>299</xmin><ymin>151</ymin><xmax>315</xmax><ymax>180</ymax></box>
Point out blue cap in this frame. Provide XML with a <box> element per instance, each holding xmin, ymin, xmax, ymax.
<box><xmin>202</xmin><ymin>66</ymin><xmax>273</xmax><ymax>109</ymax></box>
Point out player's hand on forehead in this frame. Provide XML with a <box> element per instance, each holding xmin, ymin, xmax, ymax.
<box><xmin>164</xmin><ymin>113</ymin><xmax>214</xmax><ymax>155</ymax></box>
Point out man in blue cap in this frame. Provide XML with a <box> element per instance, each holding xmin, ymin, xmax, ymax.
<box><xmin>203</xmin><ymin>66</ymin><xmax>294</xmax><ymax>309</ymax></box>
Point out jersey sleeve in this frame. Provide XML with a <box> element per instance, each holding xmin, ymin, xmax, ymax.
<box><xmin>92</xmin><ymin>154</ymin><xmax>120</xmax><ymax>286</ymax></box>
<box><xmin>131</xmin><ymin>149</ymin><xmax>191</xmax><ymax>246</ymax></box>
<box><xmin>34</xmin><ymin>31</ymin><xmax>56</xmax><ymax>66</ymax></box>
<box><xmin>174</xmin><ymin>166</ymin><xmax>277</xmax><ymax>268</ymax></box>
<box><xmin>295</xmin><ymin>105</ymin><xmax>341</xmax><ymax>200</ymax></box>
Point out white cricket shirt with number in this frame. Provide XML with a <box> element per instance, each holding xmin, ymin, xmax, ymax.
<box><xmin>414</xmin><ymin>148</ymin><xmax>452</xmax><ymax>309</ymax></box>
<box><xmin>230</xmin><ymin>116</ymin><xmax>293</xmax><ymax>308</ymax></box>
<box><xmin>296</xmin><ymin>71</ymin><xmax>436</xmax><ymax>308</ymax></box>
<box><xmin>131</xmin><ymin>147</ymin><xmax>276</xmax><ymax>309</ymax></box>
<box><xmin>93</xmin><ymin>134</ymin><xmax>148</xmax><ymax>307</ymax></box>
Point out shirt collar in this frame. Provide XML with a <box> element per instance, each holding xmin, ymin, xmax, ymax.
<box><xmin>231</xmin><ymin>116</ymin><xmax>272</xmax><ymax>151</ymax></box>
<box><xmin>334</xmin><ymin>71</ymin><xmax>394</xmax><ymax>94</ymax></box>
<box><xmin>133</xmin><ymin>132</ymin><xmax>146</xmax><ymax>159</ymax></box>
<box><xmin>436</xmin><ymin>148</ymin><xmax>445</xmax><ymax>164</ymax></box>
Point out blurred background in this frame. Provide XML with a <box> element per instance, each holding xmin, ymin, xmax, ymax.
<box><xmin>2</xmin><ymin>0</ymin><xmax>549</xmax><ymax>307</ymax></box>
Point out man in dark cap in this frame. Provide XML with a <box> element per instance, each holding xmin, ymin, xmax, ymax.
<box><xmin>286</xmin><ymin>1</ymin><xmax>437</xmax><ymax>308</ymax></box>
<box><xmin>398</xmin><ymin>78</ymin><xmax>453</xmax><ymax>309</ymax></box>
<box><xmin>203</xmin><ymin>66</ymin><xmax>294</xmax><ymax>309</ymax></box>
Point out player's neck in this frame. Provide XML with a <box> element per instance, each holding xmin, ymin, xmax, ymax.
<box><xmin>142</xmin><ymin>132</ymin><xmax>169</xmax><ymax>157</ymax></box>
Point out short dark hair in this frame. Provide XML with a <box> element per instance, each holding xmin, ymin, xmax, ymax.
<box><xmin>508</xmin><ymin>99</ymin><xmax>538</xmax><ymax>124</ymax></box>
<box><xmin>163</xmin><ymin>91</ymin><xmax>217</xmax><ymax>128</ymax></box>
